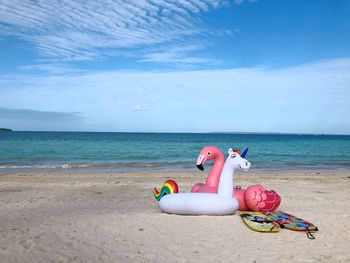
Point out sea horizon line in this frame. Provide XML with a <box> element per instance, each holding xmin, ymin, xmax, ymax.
<box><xmin>2</xmin><ymin>130</ymin><xmax>350</xmax><ymax>136</ymax></box>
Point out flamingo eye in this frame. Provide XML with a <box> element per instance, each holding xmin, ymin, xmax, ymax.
<box><xmin>207</xmin><ymin>151</ymin><xmax>211</xmax><ymax>156</ymax></box>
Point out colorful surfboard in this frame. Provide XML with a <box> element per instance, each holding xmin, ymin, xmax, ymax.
<box><xmin>240</xmin><ymin>212</ymin><xmax>280</xmax><ymax>232</ymax></box>
<box><xmin>262</xmin><ymin>211</ymin><xmax>318</xmax><ymax>239</ymax></box>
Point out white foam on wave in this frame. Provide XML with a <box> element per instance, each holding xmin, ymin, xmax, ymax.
<box><xmin>0</xmin><ymin>164</ymin><xmax>83</xmax><ymax>169</ymax></box>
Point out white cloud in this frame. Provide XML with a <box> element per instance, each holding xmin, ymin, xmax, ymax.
<box><xmin>18</xmin><ymin>63</ymin><xmax>87</xmax><ymax>74</ymax></box>
<box><xmin>0</xmin><ymin>57</ymin><xmax>349</xmax><ymax>133</ymax></box>
<box><xmin>137</xmin><ymin>42</ymin><xmax>223</xmax><ymax>66</ymax></box>
<box><xmin>130</xmin><ymin>105</ymin><xmax>148</xmax><ymax>112</ymax></box>
<box><xmin>0</xmin><ymin>0</ymin><xmax>227</xmax><ymax>62</ymax></box>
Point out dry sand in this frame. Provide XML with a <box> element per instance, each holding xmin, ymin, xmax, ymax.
<box><xmin>1</xmin><ymin>170</ymin><xmax>350</xmax><ymax>263</ymax></box>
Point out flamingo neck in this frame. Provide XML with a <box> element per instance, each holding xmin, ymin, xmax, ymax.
<box><xmin>205</xmin><ymin>153</ymin><xmax>225</xmax><ymax>187</ymax></box>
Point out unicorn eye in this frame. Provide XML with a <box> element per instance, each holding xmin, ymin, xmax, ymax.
<box><xmin>230</xmin><ymin>154</ymin><xmax>237</xmax><ymax>158</ymax></box>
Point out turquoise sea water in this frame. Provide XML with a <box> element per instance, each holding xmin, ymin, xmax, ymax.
<box><xmin>1</xmin><ymin>131</ymin><xmax>350</xmax><ymax>173</ymax></box>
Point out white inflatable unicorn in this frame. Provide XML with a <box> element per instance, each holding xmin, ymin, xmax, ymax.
<box><xmin>153</xmin><ymin>148</ymin><xmax>251</xmax><ymax>215</ymax></box>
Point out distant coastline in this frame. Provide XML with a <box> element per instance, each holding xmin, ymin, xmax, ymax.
<box><xmin>3</xmin><ymin>130</ymin><xmax>350</xmax><ymax>136</ymax></box>
<box><xmin>0</xmin><ymin>128</ymin><xmax>12</xmax><ymax>132</ymax></box>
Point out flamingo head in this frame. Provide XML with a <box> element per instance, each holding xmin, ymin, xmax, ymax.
<box><xmin>196</xmin><ymin>146</ymin><xmax>224</xmax><ymax>171</ymax></box>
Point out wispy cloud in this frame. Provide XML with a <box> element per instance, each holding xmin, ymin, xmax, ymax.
<box><xmin>0</xmin><ymin>0</ymin><xmax>228</xmax><ymax>63</ymax></box>
<box><xmin>130</xmin><ymin>105</ymin><xmax>149</xmax><ymax>112</ymax></box>
<box><xmin>0</xmin><ymin>57</ymin><xmax>349</xmax><ymax>133</ymax></box>
<box><xmin>18</xmin><ymin>63</ymin><xmax>87</xmax><ymax>75</ymax></box>
<box><xmin>139</xmin><ymin>43</ymin><xmax>221</xmax><ymax>64</ymax></box>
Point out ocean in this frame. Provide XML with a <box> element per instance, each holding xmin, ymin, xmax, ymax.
<box><xmin>1</xmin><ymin>131</ymin><xmax>350</xmax><ymax>174</ymax></box>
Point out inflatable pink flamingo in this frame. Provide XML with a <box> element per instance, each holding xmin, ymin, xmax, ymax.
<box><xmin>192</xmin><ymin>146</ymin><xmax>281</xmax><ymax>212</ymax></box>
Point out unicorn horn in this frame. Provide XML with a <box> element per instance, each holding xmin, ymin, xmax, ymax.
<box><xmin>241</xmin><ymin>147</ymin><xmax>249</xmax><ymax>158</ymax></box>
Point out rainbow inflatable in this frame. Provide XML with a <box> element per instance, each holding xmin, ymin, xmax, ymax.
<box><xmin>153</xmin><ymin>179</ymin><xmax>179</xmax><ymax>201</ymax></box>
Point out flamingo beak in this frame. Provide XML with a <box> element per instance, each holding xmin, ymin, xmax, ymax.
<box><xmin>196</xmin><ymin>154</ymin><xmax>206</xmax><ymax>171</ymax></box>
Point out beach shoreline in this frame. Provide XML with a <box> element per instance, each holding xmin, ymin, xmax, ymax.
<box><xmin>1</xmin><ymin>171</ymin><xmax>350</xmax><ymax>262</ymax></box>
<box><xmin>1</xmin><ymin>165</ymin><xmax>350</xmax><ymax>177</ymax></box>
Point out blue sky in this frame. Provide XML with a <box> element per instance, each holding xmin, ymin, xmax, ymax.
<box><xmin>0</xmin><ymin>0</ymin><xmax>349</xmax><ymax>134</ymax></box>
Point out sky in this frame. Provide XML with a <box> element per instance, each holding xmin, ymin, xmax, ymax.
<box><xmin>0</xmin><ymin>0</ymin><xmax>349</xmax><ymax>134</ymax></box>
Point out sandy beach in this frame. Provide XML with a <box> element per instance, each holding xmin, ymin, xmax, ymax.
<box><xmin>1</xmin><ymin>170</ymin><xmax>350</xmax><ymax>263</ymax></box>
